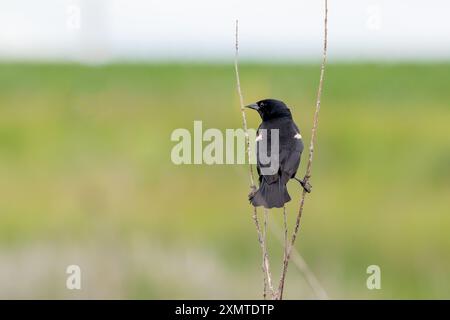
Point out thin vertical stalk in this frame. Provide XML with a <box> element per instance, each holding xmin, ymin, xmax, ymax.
<box><xmin>277</xmin><ymin>0</ymin><xmax>328</xmax><ymax>300</ymax></box>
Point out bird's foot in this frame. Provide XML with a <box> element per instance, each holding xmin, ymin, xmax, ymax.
<box><xmin>248</xmin><ymin>185</ymin><xmax>257</xmax><ymax>199</ymax></box>
<box><xmin>295</xmin><ymin>177</ymin><xmax>312</xmax><ymax>193</ymax></box>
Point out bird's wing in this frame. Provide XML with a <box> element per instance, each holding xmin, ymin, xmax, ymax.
<box><xmin>256</xmin><ymin>126</ymin><xmax>280</xmax><ymax>185</ymax></box>
<box><xmin>280</xmin><ymin>147</ymin><xmax>302</xmax><ymax>184</ymax></box>
<box><xmin>279</xmin><ymin>123</ymin><xmax>304</xmax><ymax>184</ymax></box>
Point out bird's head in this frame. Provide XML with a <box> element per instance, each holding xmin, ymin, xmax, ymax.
<box><xmin>245</xmin><ymin>99</ymin><xmax>291</xmax><ymax>121</ymax></box>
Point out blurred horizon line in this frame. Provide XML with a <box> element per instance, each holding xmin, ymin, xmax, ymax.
<box><xmin>1</xmin><ymin>57</ymin><xmax>450</xmax><ymax>66</ymax></box>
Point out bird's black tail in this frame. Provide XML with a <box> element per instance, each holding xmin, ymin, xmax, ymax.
<box><xmin>249</xmin><ymin>179</ymin><xmax>291</xmax><ymax>209</ymax></box>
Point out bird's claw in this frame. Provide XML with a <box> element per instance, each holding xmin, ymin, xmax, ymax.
<box><xmin>299</xmin><ymin>178</ymin><xmax>312</xmax><ymax>193</ymax></box>
<box><xmin>301</xmin><ymin>180</ymin><xmax>312</xmax><ymax>193</ymax></box>
<box><xmin>248</xmin><ymin>185</ymin><xmax>257</xmax><ymax>199</ymax></box>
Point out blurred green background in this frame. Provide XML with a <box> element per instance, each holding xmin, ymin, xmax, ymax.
<box><xmin>0</xmin><ymin>63</ymin><xmax>449</xmax><ymax>299</ymax></box>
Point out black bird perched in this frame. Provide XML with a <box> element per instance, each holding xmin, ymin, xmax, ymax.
<box><xmin>246</xmin><ymin>99</ymin><xmax>311</xmax><ymax>209</ymax></box>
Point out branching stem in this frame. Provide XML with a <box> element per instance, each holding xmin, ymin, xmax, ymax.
<box><xmin>234</xmin><ymin>0</ymin><xmax>328</xmax><ymax>299</ymax></box>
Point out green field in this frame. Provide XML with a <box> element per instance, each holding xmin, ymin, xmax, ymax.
<box><xmin>0</xmin><ymin>63</ymin><xmax>449</xmax><ymax>299</ymax></box>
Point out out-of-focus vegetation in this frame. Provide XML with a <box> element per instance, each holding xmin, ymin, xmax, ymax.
<box><xmin>0</xmin><ymin>63</ymin><xmax>449</xmax><ymax>299</ymax></box>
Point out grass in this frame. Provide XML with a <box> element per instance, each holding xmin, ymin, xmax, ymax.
<box><xmin>0</xmin><ymin>63</ymin><xmax>449</xmax><ymax>298</ymax></box>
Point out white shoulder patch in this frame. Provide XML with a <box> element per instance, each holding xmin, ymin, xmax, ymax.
<box><xmin>294</xmin><ymin>133</ymin><xmax>302</xmax><ymax>139</ymax></box>
<box><xmin>256</xmin><ymin>134</ymin><xmax>263</xmax><ymax>142</ymax></box>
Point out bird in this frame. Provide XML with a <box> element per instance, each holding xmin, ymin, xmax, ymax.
<box><xmin>246</xmin><ymin>99</ymin><xmax>311</xmax><ymax>209</ymax></box>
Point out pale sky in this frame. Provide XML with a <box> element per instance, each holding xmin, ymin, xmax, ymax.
<box><xmin>0</xmin><ymin>0</ymin><xmax>449</xmax><ymax>63</ymax></box>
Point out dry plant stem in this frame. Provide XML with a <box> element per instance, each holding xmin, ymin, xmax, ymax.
<box><xmin>252</xmin><ymin>207</ymin><xmax>274</xmax><ymax>299</ymax></box>
<box><xmin>234</xmin><ymin>20</ymin><xmax>255</xmax><ymax>188</ymax></box>
<box><xmin>235</xmin><ymin>19</ymin><xmax>274</xmax><ymax>299</ymax></box>
<box><xmin>270</xmin><ymin>221</ymin><xmax>328</xmax><ymax>299</ymax></box>
<box><xmin>251</xmin><ymin>207</ymin><xmax>268</xmax><ymax>298</ymax></box>
<box><xmin>263</xmin><ymin>208</ymin><xmax>274</xmax><ymax>296</ymax></box>
<box><xmin>277</xmin><ymin>0</ymin><xmax>328</xmax><ymax>300</ymax></box>
<box><xmin>283</xmin><ymin>206</ymin><xmax>288</xmax><ymax>266</ymax></box>
<box><xmin>290</xmin><ymin>245</ymin><xmax>329</xmax><ymax>299</ymax></box>
<box><xmin>277</xmin><ymin>189</ymin><xmax>306</xmax><ymax>299</ymax></box>
<box><xmin>280</xmin><ymin>206</ymin><xmax>288</xmax><ymax>297</ymax></box>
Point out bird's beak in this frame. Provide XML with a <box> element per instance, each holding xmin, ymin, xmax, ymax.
<box><xmin>245</xmin><ymin>103</ymin><xmax>259</xmax><ymax>111</ymax></box>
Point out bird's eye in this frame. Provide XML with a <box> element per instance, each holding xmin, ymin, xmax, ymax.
<box><xmin>259</xmin><ymin>102</ymin><xmax>264</xmax><ymax>107</ymax></box>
